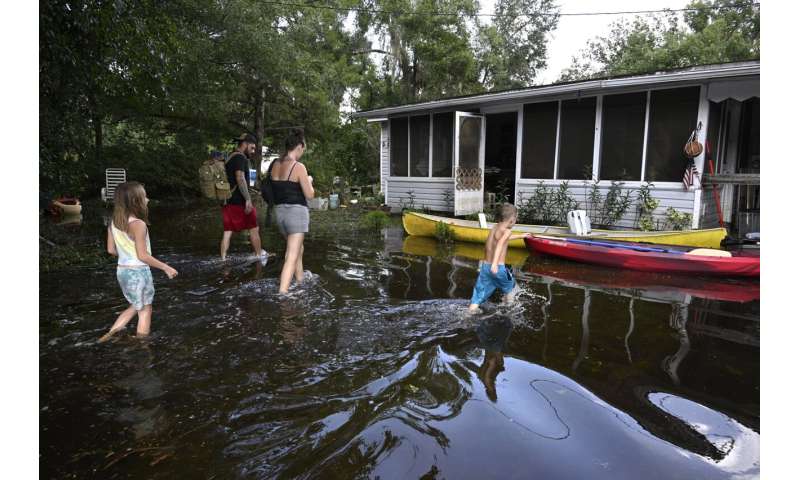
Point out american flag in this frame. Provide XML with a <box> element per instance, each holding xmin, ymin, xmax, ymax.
<box><xmin>683</xmin><ymin>159</ymin><xmax>699</xmax><ymax>190</ymax></box>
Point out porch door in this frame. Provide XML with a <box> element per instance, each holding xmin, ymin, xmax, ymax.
<box><xmin>453</xmin><ymin>112</ymin><xmax>485</xmax><ymax>216</ymax></box>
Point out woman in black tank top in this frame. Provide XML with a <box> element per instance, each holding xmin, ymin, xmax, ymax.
<box><xmin>269</xmin><ymin>129</ymin><xmax>315</xmax><ymax>294</ymax></box>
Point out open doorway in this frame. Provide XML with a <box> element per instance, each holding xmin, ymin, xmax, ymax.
<box><xmin>484</xmin><ymin>112</ymin><xmax>517</xmax><ymax>206</ymax></box>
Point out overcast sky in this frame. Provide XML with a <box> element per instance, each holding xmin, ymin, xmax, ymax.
<box><xmin>478</xmin><ymin>0</ymin><xmax>689</xmax><ymax>84</ymax></box>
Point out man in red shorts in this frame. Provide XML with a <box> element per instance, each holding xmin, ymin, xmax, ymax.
<box><xmin>220</xmin><ymin>133</ymin><xmax>266</xmax><ymax>261</ymax></box>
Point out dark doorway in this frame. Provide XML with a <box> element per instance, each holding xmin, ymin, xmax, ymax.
<box><xmin>484</xmin><ymin>112</ymin><xmax>518</xmax><ymax>205</ymax></box>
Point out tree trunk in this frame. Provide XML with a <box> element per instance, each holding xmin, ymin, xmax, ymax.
<box><xmin>89</xmin><ymin>92</ymin><xmax>102</xmax><ymax>168</ymax></box>
<box><xmin>254</xmin><ymin>87</ymin><xmax>265</xmax><ymax>168</ymax></box>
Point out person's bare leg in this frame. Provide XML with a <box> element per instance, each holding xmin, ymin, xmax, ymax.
<box><xmin>279</xmin><ymin>234</ymin><xmax>304</xmax><ymax>293</ymax></box>
<box><xmin>293</xmin><ymin>240</ymin><xmax>304</xmax><ymax>284</ymax></box>
<box><xmin>98</xmin><ymin>305</ymin><xmax>137</xmax><ymax>342</ymax></box>
<box><xmin>502</xmin><ymin>286</ymin><xmax>518</xmax><ymax>305</ymax></box>
<box><xmin>220</xmin><ymin>231</ymin><xmax>233</xmax><ymax>260</ymax></box>
<box><xmin>468</xmin><ymin>303</ymin><xmax>480</xmax><ymax>313</ymax></box>
<box><xmin>136</xmin><ymin>304</ymin><xmax>152</xmax><ymax>337</ymax></box>
<box><xmin>249</xmin><ymin>227</ymin><xmax>262</xmax><ymax>256</ymax></box>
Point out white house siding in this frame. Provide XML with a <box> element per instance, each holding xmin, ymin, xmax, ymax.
<box><xmin>386</xmin><ymin>178</ymin><xmax>454</xmax><ymax>213</ymax></box>
<box><xmin>516</xmin><ymin>180</ymin><xmax>696</xmax><ymax>229</ymax></box>
<box><xmin>379</xmin><ymin>121</ymin><xmax>389</xmax><ymax>195</ymax></box>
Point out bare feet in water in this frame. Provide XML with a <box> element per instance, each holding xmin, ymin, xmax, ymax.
<box><xmin>97</xmin><ymin>327</ymin><xmax>123</xmax><ymax>343</ymax></box>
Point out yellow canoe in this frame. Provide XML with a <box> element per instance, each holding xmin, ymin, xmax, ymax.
<box><xmin>402</xmin><ymin>235</ymin><xmax>530</xmax><ymax>267</ymax></box>
<box><xmin>403</xmin><ymin>211</ymin><xmax>727</xmax><ymax>249</ymax></box>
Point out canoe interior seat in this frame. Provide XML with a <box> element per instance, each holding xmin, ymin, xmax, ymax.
<box><xmin>686</xmin><ymin>248</ymin><xmax>732</xmax><ymax>257</ymax></box>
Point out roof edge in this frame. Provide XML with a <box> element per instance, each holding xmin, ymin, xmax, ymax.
<box><xmin>354</xmin><ymin>60</ymin><xmax>760</xmax><ymax>119</ymax></box>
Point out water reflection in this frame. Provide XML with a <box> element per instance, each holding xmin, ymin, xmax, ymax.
<box><xmin>475</xmin><ymin>315</ymin><xmax>513</xmax><ymax>401</ymax></box>
<box><xmin>40</xmin><ymin>209</ymin><xmax>759</xmax><ymax>479</ymax></box>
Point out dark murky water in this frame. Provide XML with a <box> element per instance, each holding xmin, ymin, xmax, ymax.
<box><xmin>40</xmin><ymin>205</ymin><xmax>759</xmax><ymax>479</ymax></box>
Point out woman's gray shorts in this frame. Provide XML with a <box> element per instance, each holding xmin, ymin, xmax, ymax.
<box><xmin>274</xmin><ymin>204</ymin><xmax>309</xmax><ymax>235</ymax></box>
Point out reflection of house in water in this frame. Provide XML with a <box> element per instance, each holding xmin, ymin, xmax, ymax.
<box><xmin>356</xmin><ymin>61</ymin><xmax>759</xmax><ymax>238</ymax></box>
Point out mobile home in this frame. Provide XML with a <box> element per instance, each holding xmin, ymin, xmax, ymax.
<box><xmin>354</xmin><ymin>61</ymin><xmax>759</xmax><ymax>236</ymax></box>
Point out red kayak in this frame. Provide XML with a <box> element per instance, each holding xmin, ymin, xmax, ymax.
<box><xmin>524</xmin><ymin>236</ymin><xmax>760</xmax><ymax>278</ymax></box>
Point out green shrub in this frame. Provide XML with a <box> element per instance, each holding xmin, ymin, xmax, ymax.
<box><xmin>665</xmin><ymin>207</ymin><xmax>692</xmax><ymax>231</ymax></box>
<box><xmin>435</xmin><ymin>221</ymin><xmax>455</xmax><ymax>243</ymax></box>
<box><xmin>635</xmin><ymin>182</ymin><xmax>660</xmax><ymax>231</ymax></box>
<box><xmin>361</xmin><ymin>210</ymin><xmax>390</xmax><ymax>231</ymax></box>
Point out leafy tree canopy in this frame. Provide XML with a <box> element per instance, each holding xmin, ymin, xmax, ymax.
<box><xmin>40</xmin><ymin>0</ymin><xmax>560</xmax><ymax>197</ymax></box>
<box><xmin>559</xmin><ymin>0</ymin><xmax>759</xmax><ymax>82</ymax></box>
<box><xmin>561</xmin><ymin>0</ymin><xmax>760</xmax><ymax>81</ymax></box>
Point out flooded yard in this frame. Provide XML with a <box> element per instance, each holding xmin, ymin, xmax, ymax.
<box><xmin>40</xmin><ymin>205</ymin><xmax>759</xmax><ymax>479</ymax></box>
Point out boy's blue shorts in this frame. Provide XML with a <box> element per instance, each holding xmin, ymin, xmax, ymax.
<box><xmin>470</xmin><ymin>263</ymin><xmax>516</xmax><ymax>306</ymax></box>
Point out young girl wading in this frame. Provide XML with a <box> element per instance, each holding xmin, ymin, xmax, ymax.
<box><xmin>99</xmin><ymin>182</ymin><xmax>178</xmax><ymax>342</ymax></box>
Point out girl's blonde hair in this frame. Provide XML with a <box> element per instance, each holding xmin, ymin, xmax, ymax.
<box><xmin>112</xmin><ymin>182</ymin><xmax>149</xmax><ymax>232</ymax></box>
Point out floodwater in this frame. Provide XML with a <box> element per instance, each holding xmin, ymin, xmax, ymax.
<box><xmin>40</xmin><ymin>205</ymin><xmax>759</xmax><ymax>479</ymax></box>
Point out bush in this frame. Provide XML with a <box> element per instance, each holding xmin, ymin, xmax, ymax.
<box><xmin>517</xmin><ymin>181</ymin><xmax>578</xmax><ymax>226</ymax></box>
<box><xmin>665</xmin><ymin>207</ymin><xmax>692</xmax><ymax>231</ymax></box>
<box><xmin>435</xmin><ymin>221</ymin><xmax>455</xmax><ymax>243</ymax></box>
<box><xmin>361</xmin><ymin>210</ymin><xmax>390</xmax><ymax>231</ymax></box>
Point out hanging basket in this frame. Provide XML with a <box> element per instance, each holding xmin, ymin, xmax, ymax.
<box><xmin>684</xmin><ymin>124</ymin><xmax>703</xmax><ymax>158</ymax></box>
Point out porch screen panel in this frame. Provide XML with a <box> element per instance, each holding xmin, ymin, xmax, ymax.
<box><xmin>432</xmin><ymin>112</ymin><xmax>454</xmax><ymax>177</ymax></box>
<box><xmin>410</xmin><ymin>115</ymin><xmax>430</xmax><ymax>177</ymax></box>
<box><xmin>645</xmin><ymin>87</ymin><xmax>700</xmax><ymax>181</ymax></box>
<box><xmin>600</xmin><ymin>92</ymin><xmax>646</xmax><ymax>180</ymax></box>
<box><xmin>458</xmin><ymin>116</ymin><xmax>481</xmax><ymax>169</ymax></box>
<box><xmin>557</xmin><ymin>97</ymin><xmax>596</xmax><ymax>180</ymax></box>
<box><xmin>738</xmin><ymin>97</ymin><xmax>759</xmax><ymax>173</ymax></box>
<box><xmin>390</xmin><ymin>117</ymin><xmax>408</xmax><ymax>176</ymax></box>
<box><xmin>521</xmin><ymin>101</ymin><xmax>558</xmax><ymax>179</ymax></box>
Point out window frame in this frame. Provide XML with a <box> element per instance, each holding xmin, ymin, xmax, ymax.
<box><xmin>516</xmin><ymin>83</ymin><xmax>707</xmax><ymax>189</ymax></box>
<box><xmin>388</xmin><ymin>112</ymin><xmax>456</xmax><ymax>181</ymax></box>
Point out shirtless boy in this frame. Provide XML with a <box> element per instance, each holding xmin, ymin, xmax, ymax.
<box><xmin>468</xmin><ymin>204</ymin><xmax>531</xmax><ymax>312</ymax></box>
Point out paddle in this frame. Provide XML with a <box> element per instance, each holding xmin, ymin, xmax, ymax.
<box><xmin>556</xmin><ymin>237</ymin><xmax>688</xmax><ymax>254</ymax></box>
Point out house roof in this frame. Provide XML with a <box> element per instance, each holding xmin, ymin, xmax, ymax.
<box><xmin>353</xmin><ymin>60</ymin><xmax>759</xmax><ymax>120</ymax></box>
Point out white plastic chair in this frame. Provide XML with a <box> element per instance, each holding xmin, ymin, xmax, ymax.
<box><xmin>101</xmin><ymin>168</ymin><xmax>127</xmax><ymax>203</ymax></box>
<box><xmin>567</xmin><ymin>210</ymin><xmax>592</xmax><ymax>236</ymax></box>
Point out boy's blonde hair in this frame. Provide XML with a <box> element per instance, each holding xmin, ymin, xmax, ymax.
<box><xmin>112</xmin><ymin>182</ymin><xmax>149</xmax><ymax>232</ymax></box>
<box><xmin>495</xmin><ymin>203</ymin><xmax>517</xmax><ymax>222</ymax></box>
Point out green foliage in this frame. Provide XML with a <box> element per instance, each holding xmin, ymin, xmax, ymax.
<box><xmin>560</xmin><ymin>0</ymin><xmax>759</xmax><ymax>81</ymax></box>
<box><xmin>361</xmin><ymin>210</ymin><xmax>390</xmax><ymax>231</ymax></box>
<box><xmin>441</xmin><ymin>190</ymin><xmax>454</xmax><ymax>209</ymax></box>
<box><xmin>435</xmin><ymin>221</ymin><xmax>455</xmax><ymax>243</ymax></box>
<box><xmin>583</xmin><ymin>179</ymin><xmax>603</xmax><ymax>225</ymax></box>
<box><xmin>304</xmin><ymin>119</ymin><xmax>380</xmax><ymax>197</ymax></box>
<box><xmin>600</xmin><ymin>181</ymin><xmax>634</xmax><ymax>227</ymax></box>
<box><xmin>401</xmin><ymin>190</ymin><xmax>417</xmax><ymax>211</ymax></box>
<box><xmin>476</xmin><ymin>0</ymin><xmax>560</xmax><ymax>90</ymax></box>
<box><xmin>40</xmin><ymin>0</ymin><xmax>559</xmax><ymax>198</ymax></box>
<box><xmin>636</xmin><ymin>182</ymin><xmax>660</xmax><ymax>231</ymax></box>
<box><xmin>665</xmin><ymin>207</ymin><xmax>693</xmax><ymax>230</ymax></box>
<box><xmin>581</xmin><ymin>180</ymin><xmax>634</xmax><ymax>228</ymax></box>
<box><xmin>517</xmin><ymin>181</ymin><xmax>578</xmax><ymax>226</ymax></box>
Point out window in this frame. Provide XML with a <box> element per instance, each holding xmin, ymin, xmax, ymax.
<box><xmin>521</xmin><ymin>101</ymin><xmax>558</xmax><ymax>179</ymax></box>
<box><xmin>432</xmin><ymin>112</ymin><xmax>454</xmax><ymax>177</ymax></box>
<box><xmin>557</xmin><ymin>98</ymin><xmax>596</xmax><ymax>180</ymax></box>
<box><xmin>600</xmin><ymin>92</ymin><xmax>647</xmax><ymax>180</ymax></box>
<box><xmin>409</xmin><ymin>115</ymin><xmax>430</xmax><ymax>177</ymax></box>
<box><xmin>645</xmin><ymin>87</ymin><xmax>700</xmax><ymax>181</ymax></box>
<box><xmin>390</xmin><ymin>117</ymin><xmax>408</xmax><ymax>176</ymax></box>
